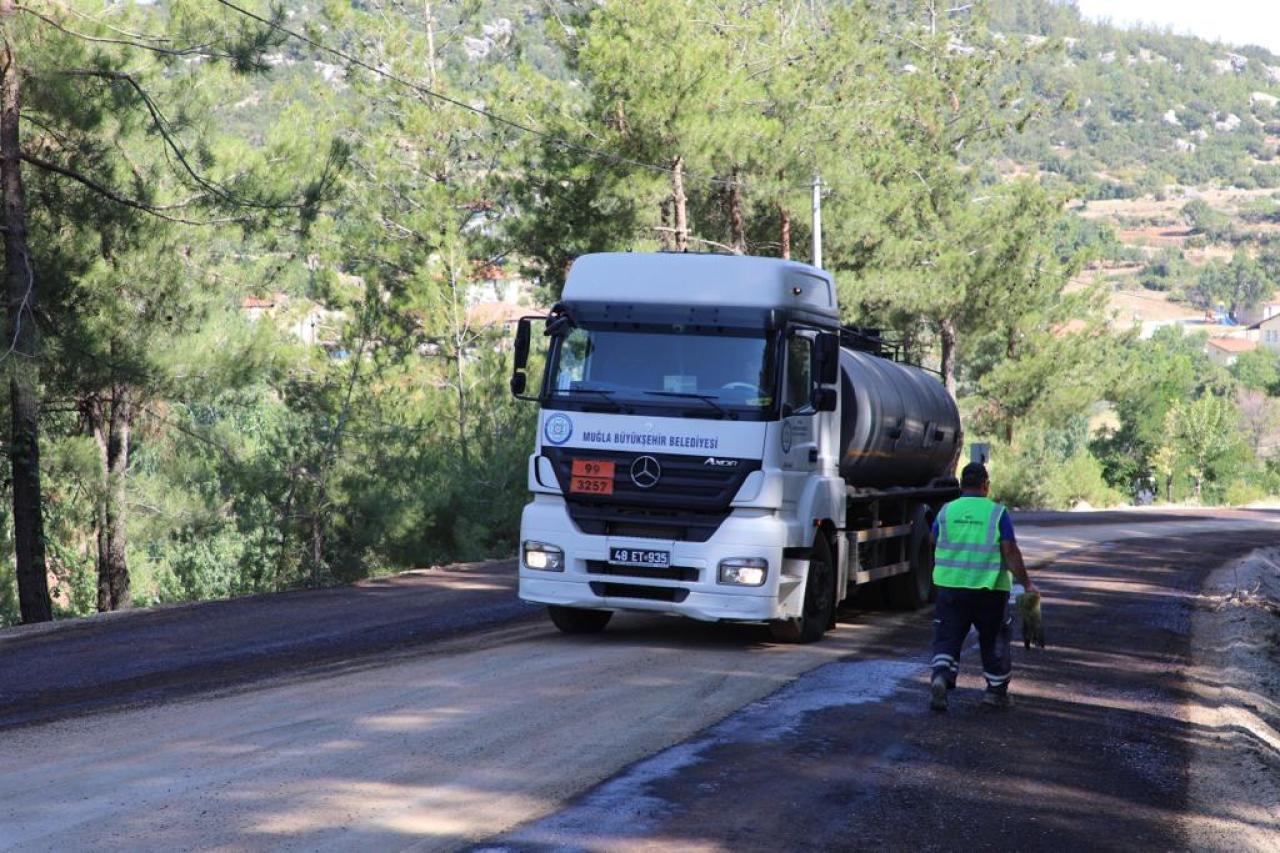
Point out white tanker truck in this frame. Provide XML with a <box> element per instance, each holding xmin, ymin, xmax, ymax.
<box><xmin>509</xmin><ymin>253</ymin><xmax>962</xmax><ymax>642</ymax></box>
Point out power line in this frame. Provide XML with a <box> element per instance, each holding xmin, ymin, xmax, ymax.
<box><xmin>211</xmin><ymin>0</ymin><xmax>748</xmax><ymax>190</ymax></box>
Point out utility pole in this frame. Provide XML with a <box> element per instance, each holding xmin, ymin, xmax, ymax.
<box><xmin>811</xmin><ymin>172</ymin><xmax>823</xmax><ymax>270</ymax></box>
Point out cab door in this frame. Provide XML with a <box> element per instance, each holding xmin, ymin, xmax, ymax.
<box><xmin>779</xmin><ymin>330</ymin><xmax>820</xmax><ymax>512</ymax></box>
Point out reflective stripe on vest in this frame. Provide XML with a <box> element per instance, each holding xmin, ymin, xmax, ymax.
<box><xmin>933</xmin><ymin>496</ymin><xmax>1009</xmax><ymax>590</ymax></box>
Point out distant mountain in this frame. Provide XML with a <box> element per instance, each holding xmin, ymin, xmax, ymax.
<box><xmin>989</xmin><ymin>0</ymin><xmax>1280</xmax><ymax>195</ymax></box>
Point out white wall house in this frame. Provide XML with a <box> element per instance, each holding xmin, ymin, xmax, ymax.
<box><xmin>1248</xmin><ymin>314</ymin><xmax>1280</xmax><ymax>353</ymax></box>
<box><xmin>1206</xmin><ymin>336</ymin><xmax>1257</xmax><ymax>366</ymax></box>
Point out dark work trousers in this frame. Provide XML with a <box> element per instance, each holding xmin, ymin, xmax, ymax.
<box><xmin>931</xmin><ymin>587</ymin><xmax>1013</xmax><ymax>692</ymax></box>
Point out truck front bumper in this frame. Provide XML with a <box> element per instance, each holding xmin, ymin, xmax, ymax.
<box><xmin>518</xmin><ymin>496</ymin><xmax>806</xmax><ymax>623</ymax></box>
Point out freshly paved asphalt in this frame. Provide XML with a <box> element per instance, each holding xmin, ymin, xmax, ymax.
<box><xmin>1</xmin><ymin>511</ymin><xmax>1277</xmax><ymax>850</ymax></box>
<box><xmin>2</xmin><ymin>508</ymin><xmax>1276</xmax><ymax>730</ymax></box>
<box><xmin>0</xmin><ymin>560</ymin><xmax>534</xmax><ymax>729</ymax></box>
<box><xmin>486</xmin><ymin>528</ymin><xmax>1280</xmax><ymax>852</ymax></box>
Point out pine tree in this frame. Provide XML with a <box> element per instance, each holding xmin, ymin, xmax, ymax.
<box><xmin>4</xmin><ymin>0</ymin><xmax>338</xmax><ymax>617</ymax></box>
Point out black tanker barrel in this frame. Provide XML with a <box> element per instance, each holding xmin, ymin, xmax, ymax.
<box><xmin>838</xmin><ymin>348</ymin><xmax>962</xmax><ymax>489</ymax></box>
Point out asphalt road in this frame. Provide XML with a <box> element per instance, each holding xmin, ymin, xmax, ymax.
<box><xmin>1</xmin><ymin>509</ymin><xmax>1277</xmax><ymax>851</ymax></box>
<box><xmin>489</xmin><ymin>528</ymin><xmax>1280</xmax><ymax>852</ymax></box>
<box><xmin>3</xmin><ymin>507</ymin><xmax>1276</xmax><ymax>731</ymax></box>
<box><xmin>0</xmin><ymin>560</ymin><xmax>536</xmax><ymax>729</ymax></box>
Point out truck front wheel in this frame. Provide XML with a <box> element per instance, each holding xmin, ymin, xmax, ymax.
<box><xmin>770</xmin><ymin>535</ymin><xmax>836</xmax><ymax>644</ymax></box>
<box><xmin>547</xmin><ymin>605</ymin><xmax>613</xmax><ymax>634</ymax></box>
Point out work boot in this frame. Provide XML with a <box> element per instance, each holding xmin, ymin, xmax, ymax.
<box><xmin>929</xmin><ymin>672</ymin><xmax>949</xmax><ymax>712</ymax></box>
<box><xmin>980</xmin><ymin>688</ymin><xmax>1012</xmax><ymax>710</ymax></box>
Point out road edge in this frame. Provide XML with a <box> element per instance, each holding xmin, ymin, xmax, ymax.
<box><xmin>0</xmin><ymin>558</ymin><xmax>518</xmax><ymax>647</ymax></box>
<box><xmin>1184</xmin><ymin>546</ymin><xmax>1280</xmax><ymax>851</ymax></box>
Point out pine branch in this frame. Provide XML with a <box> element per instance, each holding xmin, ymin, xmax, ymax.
<box><xmin>57</xmin><ymin>68</ymin><xmax>302</xmax><ymax>212</ymax></box>
<box><xmin>17</xmin><ymin>5</ymin><xmax>226</xmax><ymax>60</ymax></box>
<box><xmin>20</xmin><ymin>152</ymin><xmax>242</xmax><ymax>225</ymax></box>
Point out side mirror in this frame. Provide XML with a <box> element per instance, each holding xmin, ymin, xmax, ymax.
<box><xmin>513</xmin><ymin>318</ymin><xmax>531</xmax><ymax>370</ymax></box>
<box><xmin>812</xmin><ymin>386</ymin><xmax>837</xmax><ymax>412</ymax></box>
<box><xmin>511</xmin><ymin>316</ymin><xmax>546</xmax><ymax>401</ymax></box>
<box><xmin>815</xmin><ymin>332</ymin><xmax>839</xmax><ymax>385</ymax></box>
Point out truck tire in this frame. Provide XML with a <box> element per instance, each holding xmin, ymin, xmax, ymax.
<box><xmin>547</xmin><ymin>605</ymin><xmax>612</xmax><ymax>634</ymax></box>
<box><xmin>886</xmin><ymin>504</ymin><xmax>935</xmax><ymax>610</ymax></box>
<box><xmin>770</xmin><ymin>534</ymin><xmax>836</xmax><ymax>644</ymax></box>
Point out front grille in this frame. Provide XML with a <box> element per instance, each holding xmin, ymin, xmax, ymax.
<box><xmin>543</xmin><ymin>447</ymin><xmax>760</xmax><ymax>543</ymax></box>
<box><xmin>608</xmin><ymin>522</ymin><xmax>683</xmax><ymax>540</ymax></box>
<box><xmin>570</xmin><ymin>504</ymin><xmax>728</xmax><ymax>543</ymax></box>
<box><xmin>586</xmin><ymin>560</ymin><xmax>699</xmax><ymax>582</ymax></box>
<box><xmin>589</xmin><ymin>582</ymin><xmax>690</xmax><ymax>603</ymax></box>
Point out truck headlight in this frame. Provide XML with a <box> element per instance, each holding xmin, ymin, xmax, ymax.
<box><xmin>523</xmin><ymin>541</ymin><xmax>565</xmax><ymax>572</ymax></box>
<box><xmin>718</xmin><ymin>557</ymin><xmax>768</xmax><ymax>586</ymax></box>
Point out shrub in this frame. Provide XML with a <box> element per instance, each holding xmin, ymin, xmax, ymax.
<box><xmin>1223</xmin><ymin>479</ymin><xmax>1266</xmax><ymax>507</ymax></box>
<box><xmin>988</xmin><ymin>421</ymin><xmax>1124</xmax><ymax>509</ymax></box>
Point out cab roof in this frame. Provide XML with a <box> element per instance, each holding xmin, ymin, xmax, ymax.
<box><xmin>562</xmin><ymin>253</ymin><xmax>837</xmax><ymax>321</ymax></box>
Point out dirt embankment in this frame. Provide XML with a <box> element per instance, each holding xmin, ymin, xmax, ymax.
<box><xmin>1187</xmin><ymin>548</ymin><xmax>1280</xmax><ymax>850</ymax></box>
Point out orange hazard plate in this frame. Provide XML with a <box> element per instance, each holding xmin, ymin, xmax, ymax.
<box><xmin>570</xmin><ymin>459</ymin><xmax>615</xmax><ymax>495</ymax></box>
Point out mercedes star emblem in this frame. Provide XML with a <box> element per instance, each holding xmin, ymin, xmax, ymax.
<box><xmin>630</xmin><ymin>455</ymin><xmax>662</xmax><ymax>489</ymax></box>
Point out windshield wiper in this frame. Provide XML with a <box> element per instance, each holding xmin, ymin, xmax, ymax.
<box><xmin>560</xmin><ymin>386</ymin><xmax>631</xmax><ymax>413</ymax></box>
<box><xmin>643</xmin><ymin>390</ymin><xmax>733</xmax><ymax>419</ymax></box>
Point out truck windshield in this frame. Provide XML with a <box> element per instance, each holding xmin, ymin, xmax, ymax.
<box><xmin>548</xmin><ymin>326</ymin><xmax>775</xmax><ymax>417</ymax></box>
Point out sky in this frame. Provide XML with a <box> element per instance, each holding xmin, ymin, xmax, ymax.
<box><xmin>1074</xmin><ymin>0</ymin><xmax>1280</xmax><ymax>56</ymax></box>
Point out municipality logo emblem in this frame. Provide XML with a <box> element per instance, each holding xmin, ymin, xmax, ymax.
<box><xmin>543</xmin><ymin>413</ymin><xmax>573</xmax><ymax>446</ymax></box>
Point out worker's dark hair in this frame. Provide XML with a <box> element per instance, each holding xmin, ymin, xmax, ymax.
<box><xmin>960</xmin><ymin>462</ymin><xmax>990</xmax><ymax>489</ymax></box>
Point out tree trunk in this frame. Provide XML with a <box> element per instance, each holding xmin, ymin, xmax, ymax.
<box><xmin>779</xmin><ymin>204</ymin><xmax>791</xmax><ymax>260</ymax></box>
<box><xmin>424</xmin><ymin>1</ymin><xmax>437</xmax><ymax>91</ymax></box>
<box><xmin>102</xmin><ymin>389</ymin><xmax>132</xmax><ymax>610</ymax></box>
<box><xmin>938</xmin><ymin>316</ymin><xmax>957</xmax><ymax>398</ymax></box>
<box><xmin>659</xmin><ymin>197</ymin><xmax>673</xmax><ymax>251</ymax></box>
<box><xmin>91</xmin><ymin>389</ymin><xmax>132</xmax><ymax>612</ymax></box>
<box><xmin>0</xmin><ymin>18</ymin><xmax>51</xmax><ymax>623</ymax></box>
<box><xmin>1004</xmin><ymin>327</ymin><xmax>1017</xmax><ymax>444</ymax></box>
<box><xmin>728</xmin><ymin>166</ymin><xmax>745</xmax><ymax>255</ymax></box>
<box><xmin>87</xmin><ymin>397</ymin><xmax>110</xmax><ymax>611</ymax></box>
<box><xmin>671</xmin><ymin>155</ymin><xmax>688</xmax><ymax>252</ymax></box>
<box><xmin>311</xmin><ymin>512</ymin><xmax>323</xmax><ymax>588</ymax></box>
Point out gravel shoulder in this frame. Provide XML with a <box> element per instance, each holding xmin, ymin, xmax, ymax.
<box><xmin>1185</xmin><ymin>547</ymin><xmax>1280</xmax><ymax>851</ymax></box>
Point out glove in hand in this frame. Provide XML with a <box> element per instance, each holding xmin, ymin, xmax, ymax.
<box><xmin>1016</xmin><ymin>591</ymin><xmax>1045</xmax><ymax>649</ymax></box>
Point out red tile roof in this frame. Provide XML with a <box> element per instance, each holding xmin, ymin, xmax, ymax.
<box><xmin>1207</xmin><ymin>336</ymin><xmax>1257</xmax><ymax>353</ymax></box>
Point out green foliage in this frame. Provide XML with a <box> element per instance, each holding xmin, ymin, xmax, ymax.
<box><xmin>1231</xmin><ymin>349</ymin><xmax>1280</xmax><ymax>394</ymax></box>
<box><xmin>1182</xmin><ymin>200</ymin><xmax>1233</xmax><ymax>241</ymax></box>
<box><xmin>1091</xmin><ymin>325</ymin><xmax>1224</xmax><ymax>489</ymax></box>
<box><xmin>1160</xmin><ymin>393</ymin><xmax>1244</xmax><ymax>501</ymax></box>
<box><xmin>1140</xmin><ymin>248</ymin><xmax>1194</xmax><ymax>292</ymax></box>
<box><xmin>988</xmin><ymin>419</ymin><xmax>1122</xmax><ymax>509</ymax></box>
<box><xmin>1189</xmin><ymin>251</ymin><xmax>1277</xmax><ymax>312</ymax></box>
<box><xmin>1223</xmin><ymin>479</ymin><xmax>1267</xmax><ymax>507</ymax></box>
<box><xmin>1053</xmin><ymin>215</ymin><xmax>1125</xmax><ymax>265</ymax></box>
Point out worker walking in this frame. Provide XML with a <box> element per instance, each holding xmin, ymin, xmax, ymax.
<box><xmin>928</xmin><ymin>462</ymin><xmax>1037</xmax><ymax>712</ymax></box>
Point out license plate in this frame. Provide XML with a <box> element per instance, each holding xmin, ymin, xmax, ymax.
<box><xmin>609</xmin><ymin>547</ymin><xmax>670</xmax><ymax>568</ymax></box>
<box><xmin>570</xmin><ymin>459</ymin><xmax>615</xmax><ymax>495</ymax></box>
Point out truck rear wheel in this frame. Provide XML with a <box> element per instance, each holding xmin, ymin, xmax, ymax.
<box><xmin>547</xmin><ymin>605</ymin><xmax>613</xmax><ymax>634</ymax></box>
<box><xmin>770</xmin><ymin>535</ymin><xmax>835</xmax><ymax>644</ymax></box>
<box><xmin>886</xmin><ymin>504</ymin><xmax>935</xmax><ymax>610</ymax></box>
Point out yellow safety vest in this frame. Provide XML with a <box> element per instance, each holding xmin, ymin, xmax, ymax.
<box><xmin>933</xmin><ymin>496</ymin><xmax>1011</xmax><ymax>591</ymax></box>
